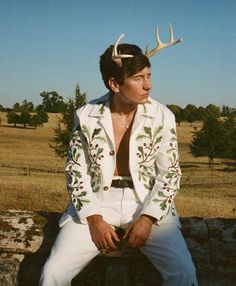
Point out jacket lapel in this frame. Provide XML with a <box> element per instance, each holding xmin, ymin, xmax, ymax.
<box><xmin>87</xmin><ymin>96</ymin><xmax>157</xmax><ymax>153</ymax></box>
<box><xmin>89</xmin><ymin>96</ymin><xmax>115</xmax><ymax>149</ymax></box>
<box><xmin>131</xmin><ymin>98</ymin><xmax>156</xmax><ymax>136</ymax></box>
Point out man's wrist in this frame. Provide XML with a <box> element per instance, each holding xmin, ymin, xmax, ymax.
<box><xmin>141</xmin><ymin>214</ymin><xmax>157</xmax><ymax>225</ymax></box>
<box><xmin>87</xmin><ymin>214</ymin><xmax>103</xmax><ymax>224</ymax></box>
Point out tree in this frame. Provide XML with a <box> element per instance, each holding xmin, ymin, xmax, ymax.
<box><xmin>196</xmin><ymin>106</ymin><xmax>208</xmax><ymax>121</ymax></box>
<box><xmin>190</xmin><ymin>116</ymin><xmax>225</xmax><ymax>167</ymax></box>
<box><xmin>221</xmin><ymin>105</ymin><xmax>230</xmax><ymax>117</ymax></box>
<box><xmin>183</xmin><ymin>104</ymin><xmax>198</xmax><ymax>126</ymax></box>
<box><xmin>166</xmin><ymin>104</ymin><xmax>183</xmax><ymax>126</ymax></box>
<box><xmin>7</xmin><ymin>111</ymin><xmax>20</xmax><ymax>127</ymax></box>
<box><xmin>19</xmin><ymin>110</ymin><xmax>31</xmax><ymax>128</ymax></box>
<box><xmin>205</xmin><ymin>104</ymin><xmax>220</xmax><ymax>119</ymax></box>
<box><xmin>30</xmin><ymin>114</ymin><xmax>42</xmax><ymax>129</ymax></box>
<box><xmin>35</xmin><ymin>104</ymin><xmax>44</xmax><ymax>112</ymax></box>
<box><xmin>36</xmin><ymin>110</ymin><xmax>49</xmax><ymax>125</ymax></box>
<box><xmin>50</xmin><ymin>85</ymin><xmax>87</xmax><ymax>157</ymax></box>
<box><xmin>22</xmin><ymin>99</ymin><xmax>34</xmax><ymax>111</ymax></box>
<box><xmin>221</xmin><ymin>115</ymin><xmax>236</xmax><ymax>160</ymax></box>
<box><xmin>40</xmin><ymin>91</ymin><xmax>65</xmax><ymax>113</ymax></box>
<box><xmin>12</xmin><ymin>100</ymin><xmax>34</xmax><ymax>112</ymax></box>
<box><xmin>13</xmin><ymin>102</ymin><xmax>21</xmax><ymax>112</ymax></box>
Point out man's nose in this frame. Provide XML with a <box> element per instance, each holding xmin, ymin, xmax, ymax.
<box><xmin>143</xmin><ymin>78</ymin><xmax>152</xmax><ymax>90</ymax></box>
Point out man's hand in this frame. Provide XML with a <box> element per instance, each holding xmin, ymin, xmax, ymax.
<box><xmin>123</xmin><ymin>215</ymin><xmax>155</xmax><ymax>248</ymax></box>
<box><xmin>87</xmin><ymin>215</ymin><xmax>120</xmax><ymax>250</ymax></box>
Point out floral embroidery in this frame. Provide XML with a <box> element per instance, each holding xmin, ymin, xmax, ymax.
<box><xmin>81</xmin><ymin>125</ymin><xmax>107</xmax><ymax>192</ymax></box>
<box><xmin>136</xmin><ymin>124</ymin><xmax>181</xmax><ymax>220</ymax></box>
<box><xmin>153</xmin><ymin>128</ymin><xmax>181</xmax><ymax>216</ymax></box>
<box><xmin>66</xmin><ymin>129</ymin><xmax>90</xmax><ymax>211</ymax></box>
<box><xmin>166</xmin><ymin>128</ymin><xmax>181</xmax><ymax>186</ymax></box>
<box><xmin>99</xmin><ymin>103</ymin><xmax>105</xmax><ymax>115</ymax></box>
<box><xmin>66</xmin><ymin>125</ymin><xmax>107</xmax><ymax>211</ymax></box>
<box><xmin>136</xmin><ymin>126</ymin><xmax>163</xmax><ymax>190</ymax></box>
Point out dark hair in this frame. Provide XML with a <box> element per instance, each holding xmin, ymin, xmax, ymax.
<box><xmin>100</xmin><ymin>43</ymin><xmax>151</xmax><ymax>91</ymax></box>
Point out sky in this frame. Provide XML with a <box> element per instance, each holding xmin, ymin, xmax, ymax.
<box><xmin>0</xmin><ymin>0</ymin><xmax>236</xmax><ymax>108</ymax></box>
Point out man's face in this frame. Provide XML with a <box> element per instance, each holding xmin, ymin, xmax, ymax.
<box><xmin>116</xmin><ymin>67</ymin><xmax>152</xmax><ymax>105</ymax></box>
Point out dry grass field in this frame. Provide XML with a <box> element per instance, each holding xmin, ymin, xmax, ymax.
<box><xmin>0</xmin><ymin>112</ymin><xmax>235</xmax><ymax>218</ymax></box>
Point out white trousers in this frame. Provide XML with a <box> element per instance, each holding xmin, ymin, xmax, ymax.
<box><xmin>39</xmin><ymin>186</ymin><xmax>198</xmax><ymax>286</ymax></box>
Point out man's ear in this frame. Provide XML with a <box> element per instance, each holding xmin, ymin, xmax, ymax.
<box><xmin>108</xmin><ymin>77</ymin><xmax>120</xmax><ymax>93</ymax></box>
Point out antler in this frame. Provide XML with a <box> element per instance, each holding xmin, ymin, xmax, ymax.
<box><xmin>145</xmin><ymin>24</ymin><xmax>183</xmax><ymax>58</ymax></box>
<box><xmin>112</xmin><ymin>34</ymin><xmax>134</xmax><ymax>67</ymax></box>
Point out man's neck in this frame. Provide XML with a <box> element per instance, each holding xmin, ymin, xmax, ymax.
<box><xmin>110</xmin><ymin>93</ymin><xmax>138</xmax><ymax>115</ymax></box>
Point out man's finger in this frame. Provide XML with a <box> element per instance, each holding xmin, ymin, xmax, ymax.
<box><xmin>106</xmin><ymin>236</ymin><xmax>117</xmax><ymax>250</ymax></box>
<box><xmin>101</xmin><ymin>241</ymin><xmax>109</xmax><ymax>250</ymax></box>
<box><xmin>123</xmin><ymin>225</ymin><xmax>132</xmax><ymax>239</ymax></box>
<box><xmin>110</xmin><ymin>228</ymin><xmax>120</xmax><ymax>242</ymax></box>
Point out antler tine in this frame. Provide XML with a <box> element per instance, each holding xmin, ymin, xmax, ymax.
<box><xmin>168</xmin><ymin>23</ymin><xmax>183</xmax><ymax>45</ymax></box>
<box><xmin>145</xmin><ymin>24</ymin><xmax>183</xmax><ymax>58</ymax></box>
<box><xmin>169</xmin><ymin>23</ymin><xmax>174</xmax><ymax>43</ymax></box>
<box><xmin>112</xmin><ymin>34</ymin><xmax>134</xmax><ymax>67</ymax></box>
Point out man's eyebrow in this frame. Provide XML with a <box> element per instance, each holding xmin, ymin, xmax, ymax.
<box><xmin>132</xmin><ymin>73</ymin><xmax>151</xmax><ymax>78</ymax></box>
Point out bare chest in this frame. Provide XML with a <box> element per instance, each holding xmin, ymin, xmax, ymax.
<box><xmin>111</xmin><ymin>115</ymin><xmax>132</xmax><ymax>176</ymax></box>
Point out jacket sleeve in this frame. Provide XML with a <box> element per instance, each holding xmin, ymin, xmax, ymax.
<box><xmin>141</xmin><ymin>111</ymin><xmax>182</xmax><ymax>223</ymax></box>
<box><xmin>65</xmin><ymin>111</ymin><xmax>102</xmax><ymax>223</ymax></box>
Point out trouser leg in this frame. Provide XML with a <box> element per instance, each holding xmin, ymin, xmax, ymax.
<box><xmin>39</xmin><ymin>219</ymin><xmax>99</xmax><ymax>286</ymax></box>
<box><xmin>39</xmin><ymin>186</ymin><xmax>132</xmax><ymax>286</ymax></box>
<box><xmin>140</xmin><ymin>223</ymin><xmax>198</xmax><ymax>286</ymax></box>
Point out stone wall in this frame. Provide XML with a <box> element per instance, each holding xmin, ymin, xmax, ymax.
<box><xmin>0</xmin><ymin>210</ymin><xmax>235</xmax><ymax>286</ymax></box>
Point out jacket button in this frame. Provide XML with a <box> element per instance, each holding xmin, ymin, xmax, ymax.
<box><xmin>109</xmin><ymin>150</ymin><xmax>115</xmax><ymax>156</ymax></box>
<box><xmin>103</xmin><ymin>186</ymin><xmax>109</xmax><ymax>191</ymax></box>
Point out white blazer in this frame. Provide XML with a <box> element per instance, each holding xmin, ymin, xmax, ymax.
<box><xmin>59</xmin><ymin>93</ymin><xmax>181</xmax><ymax>227</ymax></box>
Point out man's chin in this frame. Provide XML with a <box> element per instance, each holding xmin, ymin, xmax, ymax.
<box><xmin>139</xmin><ymin>97</ymin><xmax>149</xmax><ymax>104</ymax></box>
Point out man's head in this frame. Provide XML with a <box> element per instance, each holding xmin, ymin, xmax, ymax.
<box><xmin>100</xmin><ymin>43</ymin><xmax>151</xmax><ymax>93</ymax></box>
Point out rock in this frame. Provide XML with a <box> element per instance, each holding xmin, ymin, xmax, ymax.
<box><xmin>206</xmin><ymin>218</ymin><xmax>236</xmax><ymax>275</ymax></box>
<box><xmin>0</xmin><ymin>210</ymin><xmax>60</xmax><ymax>255</ymax></box>
<box><xmin>0</xmin><ymin>210</ymin><xmax>47</xmax><ymax>254</ymax></box>
<box><xmin>0</xmin><ymin>210</ymin><xmax>236</xmax><ymax>286</ymax></box>
<box><xmin>0</xmin><ymin>258</ymin><xmax>20</xmax><ymax>286</ymax></box>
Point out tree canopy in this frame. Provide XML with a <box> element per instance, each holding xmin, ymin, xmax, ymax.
<box><xmin>39</xmin><ymin>91</ymin><xmax>65</xmax><ymax>113</ymax></box>
<box><xmin>190</xmin><ymin>116</ymin><xmax>236</xmax><ymax>166</ymax></box>
<box><xmin>50</xmin><ymin>85</ymin><xmax>87</xmax><ymax>157</ymax></box>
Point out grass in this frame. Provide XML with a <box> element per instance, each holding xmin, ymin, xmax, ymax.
<box><xmin>0</xmin><ymin>113</ymin><xmax>64</xmax><ymax>169</ymax></box>
<box><xmin>0</xmin><ymin>113</ymin><xmax>235</xmax><ymax>218</ymax></box>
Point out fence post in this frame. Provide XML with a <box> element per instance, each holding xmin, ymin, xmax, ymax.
<box><xmin>27</xmin><ymin>165</ymin><xmax>31</xmax><ymax>176</ymax></box>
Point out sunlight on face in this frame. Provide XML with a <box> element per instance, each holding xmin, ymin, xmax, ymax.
<box><xmin>117</xmin><ymin>67</ymin><xmax>152</xmax><ymax>105</ymax></box>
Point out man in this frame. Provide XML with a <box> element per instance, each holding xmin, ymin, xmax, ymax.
<box><xmin>40</xmin><ymin>26</ymin><xmax>198</xmax><ymax>286</ymax></box>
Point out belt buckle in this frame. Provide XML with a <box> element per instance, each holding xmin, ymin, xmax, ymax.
<box><xmin>118</xmin><ymin>180</ymin><xmax>129</xmax><ymax>188</ymax></box>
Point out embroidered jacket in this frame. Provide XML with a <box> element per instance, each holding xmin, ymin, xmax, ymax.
<box><xmin>60</xmin><ymin>93</ymin><xmax>182</xmax><ymax>226</ymax></box>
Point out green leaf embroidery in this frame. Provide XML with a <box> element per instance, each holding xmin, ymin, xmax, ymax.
<box><xmin>170</xmin><ymin>128</ymin><xmax>176</xmax><ymax>135</ymax></box>
<box><xmin>153</xmin><ymin>126</ymin><xmax>163</xmax><ymax>139</ymax></box>
<box><xmin>72</xmin><ymin>170</ymin><xmax>82</xmax><ymax>178</ymax></box>
<box><xmin>81</xmin><ymin>125</ymin><xmax>91</xmax><ymax>141</ymax></box>
<box><xmin>158</xmin><ymin>191</ymin><xmax>165</xmax><ymax>197</ymax></box>
<box><xmin>136</xmin><ymin>134</ymin><xmax>150</xmax><ymax>141</ymax></box>
<box><xmin>92</xmin><ymin>128</ymin><xmax>101</xmax><ymax>139</ymax></box>
<box><xmin>144</xmin><ymin>126</ymin><xmax>152</xmax><ymax>139</ymax></box>
<box><xmin>160</xmin><ymin>200</ymin><xmax>167</xmax><ymax>211</ymax></box>
<box><xmin>154</xmin><ymin>136</ymin><xmax>162</xmax><ymax>145</ymax></box>
<box><xmin>95</xmin><ymin>136</ymin><xmax>107</xmax><ymax>143</ymax></box>
<box><xmin>99</xmin><ymin>104</ymin><xmax>105</xmax><ymax>115</ymax></box>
